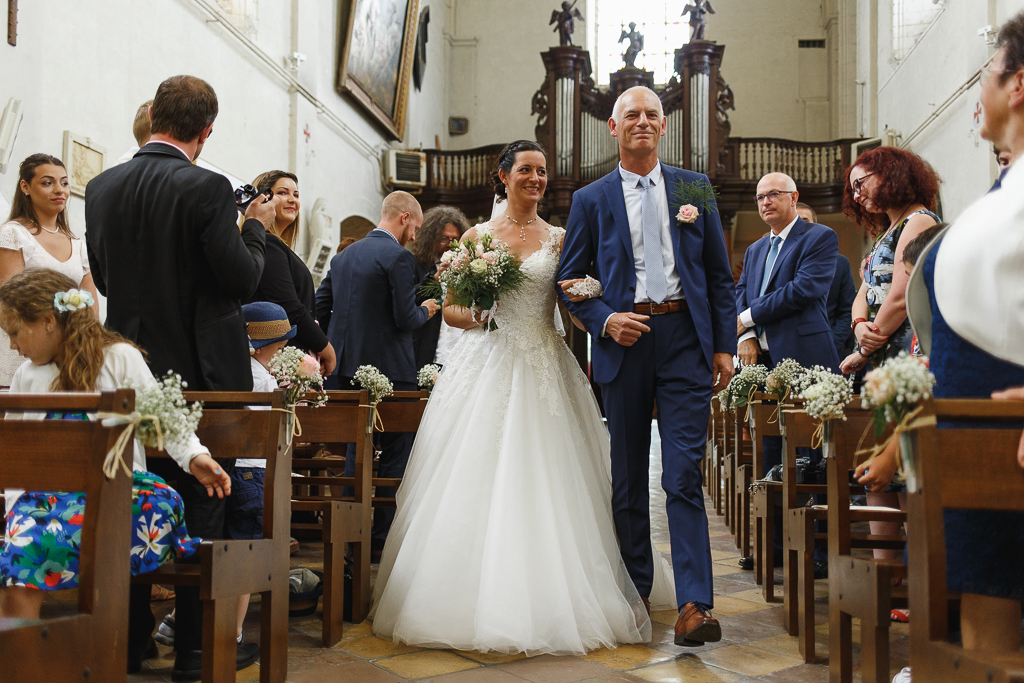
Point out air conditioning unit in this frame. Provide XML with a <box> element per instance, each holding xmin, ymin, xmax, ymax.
<box><xmin>385</xmin><ymin>149</ymin><xmax>427</xmax><ymax>188</ymax></box>
<box><xmin>851</xmin><ymin>130</ymin><xmax>901</xmax><ymax>160</ymax></box>
<box><xmin>0</xmin><ymin>98</ymin><xmax>24</xmax><ymax>175</ymax></box>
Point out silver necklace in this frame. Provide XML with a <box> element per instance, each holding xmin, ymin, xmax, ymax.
<box><xmin>504</xmin><ymin>213</ymin><xmax>537</xmax><ymax>241</ymax></box>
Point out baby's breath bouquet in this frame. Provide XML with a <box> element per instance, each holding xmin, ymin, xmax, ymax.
<box><xmin>418</xmin><ymin>231</ymin><xmax>529</xmax><ymax>331</ymax></box>
<box><xmin>764</xmin><ymin>358</ymin><xmax>805</xmax><ymax>402</ymax></box>
<box><xmin>352</xmin><ymin>365</ymin><xmax>394</xmax><ymax>404</ymax></box>
<box><xmin>861</xmin><ymin>352</ymin><xmax>936</xmax><ymax>438</ymax></box>
<box><xmin>794</xmin><ymin>366</ymin><xmax>853</xmax><ymax>423</ymax></box>
<box><xmin>133</xmin><ymin>372</ymin><xmax>203</xmax><ymax>448</ymax></box>
<box><xmin>417</xmin><ymin>364</ymin><xmax>440</xmax><ymax>390</ymax></box>
<box><xmin>267</xmin><ymin>347</ymin><xmax>328</xmax><ymax>407</ymax></box>
<box><xmin>725</xmin><ymin>364</ymin><xmax>768</xmax><ymax>413</ymax></box>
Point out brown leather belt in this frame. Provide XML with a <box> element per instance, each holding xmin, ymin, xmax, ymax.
<box><xmin>633</xmin><ymin>299</ymin><xmax>688</xmax><ymax>316</ymax></box>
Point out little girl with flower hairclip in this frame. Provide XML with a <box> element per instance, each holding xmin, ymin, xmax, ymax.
<box><xmin>0</xmin><ymin>268</ymin><xmax>230</xmax><ymax>666</ymax></box>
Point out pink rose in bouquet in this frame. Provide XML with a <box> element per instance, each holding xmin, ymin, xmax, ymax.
<box><xmin>676</xmin><ymin>204</ymin><xmax>699</xmax><ymax>224</ymax></box>
<box><xmin>298</xmin><ymin>353</ymin><xmax>321</xmax><ymax>379</ymax></box>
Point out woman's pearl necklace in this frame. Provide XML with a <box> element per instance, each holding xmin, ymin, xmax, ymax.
<box><xmin>504</xmin><ymin>213</ymin><xmax>537</xmax><ymax>241</ymax></box>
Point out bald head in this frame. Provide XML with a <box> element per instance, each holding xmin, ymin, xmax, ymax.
<box><xmin>756</xmin><ymin>173</ymin><xmax>799</xmax><ymax>232</ymax></box>
<box><xmin>379</xmin><ymin>191</ymin><xmax>424</xmax><ymax>246</ymax></box>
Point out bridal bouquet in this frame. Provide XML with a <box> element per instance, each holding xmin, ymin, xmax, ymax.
<box><xmin>861</xmin><ymin>352</ymin><xmax>936</xmax><ymax>438</ymax></box>
<box><xmin>268</xmin><ymin>347</ymin><xmax>328</xmax><ymax>407</ymax></box>
<box><xmin>132</xmin><ymin>372</ymin><xmax>204</xmax><ymax>449</ymax></box>
<box><xmin>419</xmin><ymin>232</ymin><xmax>529</xmax><ymax>331</ymax></box>
<box><xmin>417</xmin><ymin>364</ymin><xmax>440</xmax><ymax>390</ymax></box>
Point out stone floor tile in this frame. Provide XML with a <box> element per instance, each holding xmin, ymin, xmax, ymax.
<box><xmin>578</xmin><ymin>644</ymin><xmax>675</xmax><ymax>671</ymax></box>
<box><xmin>714</xmin><ymin>577</ymin><xmax>761</xmax><ymax>595</ymax></box>
<box><xmin>343</xmin><ymin>620</ymin><xmax>376</xmax><ymax>639</ymax></box>
<box><xmin>711</xmin><ymin>549</ymin><xmax>741</xmax><ymax>561</ymax></box>
<box><xmin>714</xmin><ymin>607</ymin><xmax>789</xmax><ymax>644</ymax></box>
<box><xmin>419</xmin><ymin>667</ymin><xmax>535</xmax><ymax>683</ymax></box>
<box><xmin>650</xmin><ymin>609</ymin><xmax>679</xmax><ymax>627</ymax></box>
<box><xmin>375</xmin><ymin>650</ymin><xmax>480</xmax><ymax>678</ymax></box>
<box><xmin>458</xmin><ymin>650</ymin><xmax>529</xmax><ymax>665</ymax></box>
<box><xmin>630</xmin><ymin>657</ymin><xmax>748</xmax><ymax>682</ymax></box>
<box><xmin>707</xmin><ymin>596</ymin><xmax>772</xmax><ymax>617</ymax></box>
<box><xmin>497</xmin><ymin>654</ymin><xmax>619</xmax><ymax>683</ymax></box>
<box><xmin>691</xmin><ymin>644</ymin><xmax>803</xmax><ymax>677</ymax></box>
<box><xmin>340</xmin><ymin>634</ymin><xmax>424</xmax><ymax>659</ymax></box>
<box><xmin>712</xmin><ymin>564</ymin><xmax>748</xmax><ymax>578</ymax></box>
<box><xmin>287</xmin><ymin>659</ymin><xmax>406</xmax><ymax>683</ymax></box>
<box><xmin>747</xmin><ymin>633</ymin><xmax>828</xmax><ymax>661</ymax></box>
<box><xmin>576</xmin><ymin>673</ymin><xmax>650</xmax><ymax>682</ymax></box>
<box><xmin>724</xmin><ymin>589</ymin><xmax>770</xmax><ymax>606</ymax></box>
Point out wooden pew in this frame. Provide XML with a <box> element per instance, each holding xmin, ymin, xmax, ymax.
<box><xmin>731</xmin><ymin>415</ymin><xmax>754</xmax><ymax>557</ymax></box>
<box><xmin>749</xmin><ymin>393</ymin><xmax>785</xmax><ymax>602</ymax></box>
<box><xmin>371</xmin><ymin>391</ymin><xmax>430</xmax><ymax>507</ymax></box>
<box><xmin>136</xmin><ymin>391</ymin><xmax>291</xmax><ymax>683</ymax></box>
<box><xmin>827</xmin><ymin>409</ymin><xmax>908</xmax><ymax>683</ymax></box>
<box><xmin>905</xmin><ymin>399</ymin><xmax>1024</xmax><ymax>682</ymax></box>
<box><xmin>290</xmin><ymin>390</ymin><xmax>373</xmax><ymax>643</ymax></box>
<box><xmin>720</xmin><ymin>408</ymin><xmax>735</xmax><ymax>530</ymax></box>
<box><xmin>781</xmin><ymin>408</ymin><xmax>904</xmax><ymax>663</ymax></box>
<box><xmin>0</xmin><ymin>390</ymin><xmax>135</xmax><ymax>683</ymax></box>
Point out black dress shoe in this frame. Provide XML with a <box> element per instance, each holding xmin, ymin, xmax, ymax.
<box><xmin>813</xmin><ymin>560</ymin><xmax>828</xmax><ymax>580</ymax></box>
<box><xmin>738</xmin><ymin>555</ymin><xmax>753</xmax><ymax>570</ymax></box>
<box><xmin>127</xmin><ymin>637</ymin><xmax>160</xmax><ymax>674</ymax></box>
<box><xmin>171</xmin><ymin>643</ymin><xmax>260</xmax><ymax>682</ymax></box>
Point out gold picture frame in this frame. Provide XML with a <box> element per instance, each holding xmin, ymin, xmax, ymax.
<box><xmin>62</xmin><ymin>131</ymin><xmax>106</xmax><ymax>197</ymax></box>
<box><xmin>336</xmin><ymin>0</ymin><xmax>419</xmax><ymax>141</ymax></box>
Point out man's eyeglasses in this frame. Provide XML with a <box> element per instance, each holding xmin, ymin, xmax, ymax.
<box><xmin>754</xmin><ymin>190</ymin><xmax>795</xmax><ymax>205</ymax></box>
<box><xmin>850</xmin><ymin>172</ymin><xmax>875</xmax><ymax>195</ymax></box>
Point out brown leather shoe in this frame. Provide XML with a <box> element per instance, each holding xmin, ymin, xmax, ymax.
<box><xmin>641</xmin><ymin>597</ymin><xmax>651</xmax><ymax>615</ymax></box>
<box><xmin>674</xmin><ymin>602</ymin><xmax>722</xmax><ymax>646</ymax></box>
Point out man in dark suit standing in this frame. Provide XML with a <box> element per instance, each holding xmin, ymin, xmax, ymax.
<box><xmin>85</xmin><ymin>75</ymin><xmax>275</xmax><ymax>679</ymax></box>
<box><xmin>558</xmin><ymin>86</ymin><xmax>736</xmax><ymax>646</ymax></box>
<box><xmin>734</xmin><ymin>175</ymin><xmax>839</xmax><ymax>577</ymax></box>
<box><xmin>316</xmin><ymin>191</ymin><xmax>439</xmax><ymax>558</ymax></box>
<box><xmin>796</xmin><ymin>203</ymin><xmax>856</xmax><ymax>359</ymax></box>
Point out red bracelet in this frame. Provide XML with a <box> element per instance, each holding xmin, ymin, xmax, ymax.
<box><xmin>851</xmin><ymin>317</ymin><xmax>868</xmax><ymax>332</ymax></box>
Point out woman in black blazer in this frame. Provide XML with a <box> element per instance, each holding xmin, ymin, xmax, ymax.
<box><xmin>246</xmin><ymin>170</ymin><xmax>336</xmax><ymax>375</ymax></box>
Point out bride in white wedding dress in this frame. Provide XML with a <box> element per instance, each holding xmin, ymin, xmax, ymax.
<box><xmin>371</xmin><ymin>141</ymin><xmax>673</xmax><ymax>655</ymax></box>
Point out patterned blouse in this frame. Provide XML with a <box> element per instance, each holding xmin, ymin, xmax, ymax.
<box><xmin>861</xmin><ymin>209</ymin><xmax>940</xmax><ymax>361</ymax></box>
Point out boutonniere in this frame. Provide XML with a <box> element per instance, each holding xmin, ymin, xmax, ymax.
<box><xmin>670</xmin><ymin>177</ymin><xmax>719</xmax><ymax>225</ymax></box>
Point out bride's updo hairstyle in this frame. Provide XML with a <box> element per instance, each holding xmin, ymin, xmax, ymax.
<box><xmin>491</xmin><ymin>140</ymin><xmax>547</xmax><ymax>203</ymax></box>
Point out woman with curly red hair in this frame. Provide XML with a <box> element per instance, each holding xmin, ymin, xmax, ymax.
<box><xmin>839</xmin><ymin>146</ymin><xmax>941</xmax><ymax>375</ymax></box>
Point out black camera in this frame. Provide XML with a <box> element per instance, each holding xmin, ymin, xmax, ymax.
<box><xmin>235</xmin><ymin>184</ymin><xmax>273</xmax><ymax>212</ymax></box>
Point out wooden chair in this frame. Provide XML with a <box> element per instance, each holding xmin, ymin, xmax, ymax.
<box><xmin>0</xmin><ymin>390</ymin><xmax>135</xmax><ymax>683</ymax></box>
<box><xmin>827</xmin><ymin>408</ymin><xmax>908</xmax><ymax>683</ymax></box>
<box><xmin>720</xmin><ymin>408</ymin><xmax>735</xmax><ymax>530</ymax></box>
<box><xmin>731</xmin><ymin>414</ymin><xmax>754</xmax><ymax>557</ymax></box>
<box><xmin>782</xmin><ymin>408</ymin><xmax>904</xmax><ymax>663</ymax></box>
<box><xmin>904</xmin><ymin>399</ymin><xmax>1024</xmax><ymax>682</ymax></box>
<box><xmin>749</xmin><ymin>393</ymin><xmax>784</xmax><ymax>602</ymax></box>
<box><xmin>290</xmin><ymin>390</ymin><xmax>374</xmax><ymax>643</ymax></box>
<box><xmin>371</xmin><ymin>391</ymin><xmax>429</xmax><ymax>507</ymax></box>
<box><xmin>135</xmin><ymin>390</ymin><xmax>291</xmax><ymax>683</ymax></box>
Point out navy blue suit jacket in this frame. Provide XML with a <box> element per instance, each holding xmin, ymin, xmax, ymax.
<box><xmin>315</xmin><ymin>230</ymin><xmax>429</xmax><ymax>385</ymax></box>
<box><xmin>826</xmin><ymin>254</ymin><xmax>856</xmax><ymax>359</ymax></box>
<box><xmin>735</xmin><ymin>218</ymin><xmax>841</xmax><ymax>372</ymax></box>
<box><xmin>557</xmin><ymin>165</ymin><xmax>737</xmax><ymax>384</ymax></box>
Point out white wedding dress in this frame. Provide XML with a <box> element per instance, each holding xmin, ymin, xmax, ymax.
<box><xmin>371</xmin><ymin>224</ymin><xmax>673</xmax><ymax>654</ymax></box>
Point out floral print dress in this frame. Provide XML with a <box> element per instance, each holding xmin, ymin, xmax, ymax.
<box><xmin>862</xmin><ymin>209</ymin><xmax>940</xmax><ymax>361</ymax></box>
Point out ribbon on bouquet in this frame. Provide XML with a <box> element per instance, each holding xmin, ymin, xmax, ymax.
<box><xmin>270</xmin><ymin>407</ymin><xmax>302</xmax><ymax>445</ymax></box>
<box><xmin>96</xmin><ymin>411</ymin><xmax>165</xmax><ymax>480</ymax></box>
<box><xmin>853</xmin><ymin>405</ymin><xmax>937</xmax><ymax>477</ymax></box>
<box><xmin>472</xmin><ymin>302</ymin><xmax>499</xmax><ymax>335</ymax></box>
<box><xmin>358</xmin><ymin>402</ymin><xmax>385</xmax><ymax>433</ymax></box>
<box><xmin>810</xmin><ymin>414</ymin><xmax>844</xmax><ymax>450</ymax></box>
<box><xmin>743</xmin><ymin>385</ymin><xmax>758</xmax><ymax>422</ymax></box>
<box><xmin>767</xmin><ymin>387</ymin><xmax>791</xmax><ymax>424</ymax></box>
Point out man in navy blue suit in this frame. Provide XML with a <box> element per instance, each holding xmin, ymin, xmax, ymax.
<box><xmin>316</xmin><ymin>191</ymin><xmax>439</xmax><ymax>557</ymax></box>
<box><xmin>558</xmin><ymin>86</ymin><xmax>736</xmax><ymax>646</ymax></box>
<box><xmin>734</xmin><ymin>174</ymin><xmax>839</xmax><ymax>576</ymax></box>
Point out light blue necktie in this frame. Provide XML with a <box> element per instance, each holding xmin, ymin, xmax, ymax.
<box><xmin>755</xmin><ymin>235</ymin><xmax>781</xmax><ymax>341</ymax></box>
<box><xmin>639</xmin><ymin>176</ymin><xmax>667</xmax><ymax>304</ymax></box>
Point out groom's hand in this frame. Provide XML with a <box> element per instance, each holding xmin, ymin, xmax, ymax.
<box><xmin>607</xmin><ymin>312</ymin><xmax>650</xmax><ymax>346</ymax></box>
<box><xmin>713</xmin><ymin>353</ymin><xmax>734</xmax><ymax>392</ymax></box>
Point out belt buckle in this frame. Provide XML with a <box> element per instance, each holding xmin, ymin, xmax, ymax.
<box><xmin>648</xmin><ymin>302</ymin><xmax>657</xmax><ymax>316</ymax></box>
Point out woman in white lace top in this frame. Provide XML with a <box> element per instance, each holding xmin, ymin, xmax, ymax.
<box><xmin>0</xmin><ymin>154</ymin><xmax>99</xmax><ymax>385</ymax></box>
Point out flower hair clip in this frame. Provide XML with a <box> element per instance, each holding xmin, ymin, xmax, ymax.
<box><xmin>54</xmin><ymin>288</ymin><xmax>94</xmax><ymax>312</ymax></box>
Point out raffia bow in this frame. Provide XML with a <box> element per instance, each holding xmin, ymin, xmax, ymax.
<box><xmin>96</xmin><ymin>411</ymin><xmax>165</xmax><ymax>480</ymax></box>
<box><xmin>359</xmin><ymin>402</ymin><xmax>385</xmax><ymax>432</ymax></box>
<box><xmin>854</xmin><ymin>404</ymin><xmax>937</xmax><ymax>477</ymax></box>
<box><xmin>811</xmin><ymin>413</ymin><xmax>845</xmax><ymax>450</ymax></box>
<box><xmin>767</xmin><ymin>387</ymin><xmax>791</xmax><ymax>424</ymax></box>
<box><xmin>743</xmin><ymin>385</ymin><xmax>758</xmax><ymax>422</ymax></box>
<box><xmin>270</xmin><ymin>407</ymin><xmax>302</xmax><ymax>444</ymax></box>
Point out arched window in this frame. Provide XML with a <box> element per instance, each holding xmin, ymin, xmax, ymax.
<box><xmin>592</xmin><ymin>0</ymin><xmax>689</xmax><ymax>85</ymax></box>
<box><xmin>891</xmin><ymin>0</ymin><xmax>944</xmax><ymax>62</ymax></box>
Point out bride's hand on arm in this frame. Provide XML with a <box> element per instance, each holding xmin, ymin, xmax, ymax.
<box><xmin>558</xmin><ymin>279</ymin><xmax>588</xmax><ymax>303</ymax></box>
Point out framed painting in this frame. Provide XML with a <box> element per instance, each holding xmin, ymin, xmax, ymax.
<box><xmin>62</xmin><ymin>131</ymin><xmax>106</xmax><ymax>197</ymax></box>
<box><xmin>337</xmin><ymin>0</ymin><xmax>419</xmax><ymax>141</ymax></box>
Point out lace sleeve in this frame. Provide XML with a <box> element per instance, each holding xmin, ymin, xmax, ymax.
<box><xmin>0</xmin><ymin>221</ymin><xmax>25</xmax><ymax>252</ymax></box>
<box><xmin>550</xmin><ymin>226</ymin><xmax>566</xmax><ymax>253</ymax></box>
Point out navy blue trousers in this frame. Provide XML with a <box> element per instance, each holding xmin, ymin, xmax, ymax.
<box><xmin>600</xmin><ymin>308</ymin><xmax>714</xmax><ymax>609</ymax></box>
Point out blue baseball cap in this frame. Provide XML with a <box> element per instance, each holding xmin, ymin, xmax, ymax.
<box><xmin>242</xmin><ymin>301</ymin><xmax>297</xmax><ymax>349</ymax></box>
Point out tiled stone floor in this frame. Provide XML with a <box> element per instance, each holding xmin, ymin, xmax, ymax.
<box><xmin>127</xmin><ymin>425</ymin><xmax>909</xmax><ymax>682</ymax></box>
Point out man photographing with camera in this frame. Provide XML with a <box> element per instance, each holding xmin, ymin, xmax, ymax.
<box><xmin>85</xmin><ymin>74</ymin><xmax>277</xmax><ymax>680</ymax></box>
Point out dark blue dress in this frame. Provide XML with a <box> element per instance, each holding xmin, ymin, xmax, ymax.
<box><xmin>924</xmin><ymin>242</ymin><xmax>1024</xmax><ymax>599</ymax></box>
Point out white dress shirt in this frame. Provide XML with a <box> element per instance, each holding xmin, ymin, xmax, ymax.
<box><xmin>739</xmin><ymin>216</ymin><xmax>798</xmax><ymax>351</ymax></box>
<box><xmin>602</xmin><ymin>162</ymin><xmax>683</xmax><ymax>337</ymax></box>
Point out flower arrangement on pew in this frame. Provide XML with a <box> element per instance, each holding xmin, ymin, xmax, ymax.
<box><xmin>794</xmin><ymin>366</ymin><xmax>854</xmax><ymax>447</ymax></box>
<box><xmin>762</xmin><ymin>358</ymin><xmax>806</xmax><ymax>423</ymax></box>
<box><xmin>353</xmin><ymin>364</ymin><xmax>394</xmax><ymax>431</ymax></box>
<box><xmin>417</xmin><ymin>364</ymin><xmax>440</xmax><ymax>391</ymax></box>
<box><xmin>104</xmin><ymin>372</ymin><xmax>203</xmax><ymax>478</ymax></box>
<box><xmin>722</xmin><ymin>364</ymin><xmax>768</xmax><ymax>416</ymax></box>
<box><xmin>268</xmin><ymin>347</ymin><xmax>328</xmax><ymax>408</ymax></box>
<box><xmin>418</xmin><ymin>232</ymin><xmax>528</xmax><ymax>331</ymax></box>
<box><xmin>859</xmin><ymin>352</ymin><xmax>936</xmax><ymax>489</ymax></box>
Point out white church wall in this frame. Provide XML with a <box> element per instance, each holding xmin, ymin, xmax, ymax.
<box><xmin>0</xmin><ymin>0</ymin><xmax>451</xmax><ymax>254</ymax></box>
